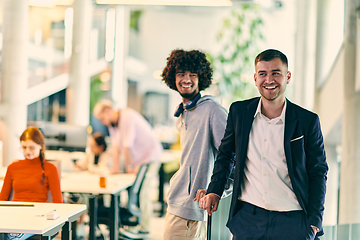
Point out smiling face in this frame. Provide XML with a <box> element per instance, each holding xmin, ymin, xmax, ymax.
<box><xmin>254</xmin><ymin>58</ymin><xmax>291</xmax><ymax>104</ymax></box>
<box><xmin>21</xmin><ymin>140</ymin><xmax>42</xmax><ymax>160</ymax></box>
<box><xmin>175</xmin><ymin>70</ymin><xmax>199</xmax><ymax>103</ymax></box>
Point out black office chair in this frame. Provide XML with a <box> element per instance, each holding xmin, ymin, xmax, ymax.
<box><xmin>97</xmin><ymin>163</ymin><xmax>151</xmax><ymax>234</ymax></box>
<box><xmin>119</xmin><ymin>163</ymin><xmax>150</xmax><ymax>226</ymax></box>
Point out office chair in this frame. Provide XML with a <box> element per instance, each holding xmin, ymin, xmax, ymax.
<box><xmin>96</xmin><ymin>163</ymin><xmax>151</xmax><ymax>235</ymax></box>
<box><xmin>120</xmin><ymin>163</ymin><xmax>150</xmax><ymax>226</ymax></box>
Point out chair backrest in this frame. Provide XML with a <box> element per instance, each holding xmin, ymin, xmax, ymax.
<box><xmin>127</xmin><ymin>163</ymin><xmax>150</xmax><ymax>218</ymax></box>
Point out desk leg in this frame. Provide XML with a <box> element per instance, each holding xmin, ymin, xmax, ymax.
<box><xmin>159</xmin><ymin>163</ymin><xmax>165</xmax><ymax>217</ymax></box>
<box><xmin>61</xmin><ymin>222</ymin><xmax>72</xmax><ymax>240</ymax></box>
<box><xmin>41</xmin><ymin>236</ymin><xmax>51</xmax><ymax>240</ymax></box>
<box><xmin>89</xmin><ymin>195</ymin><xmax>98</xmax><ymax>240</ymax></box>
<box><xmin>109</xmin><ymin>194</ymin><xmax>119</xmax><ymax>240</ymax></box>
<box><xmin>71</xmin><ymin>221</ymin><xmax>77</xmax><ymax>240</ymax></box>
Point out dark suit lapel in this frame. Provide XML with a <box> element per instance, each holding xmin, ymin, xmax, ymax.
<box><xmin>231</xmin><ymin>98</ymin><xmax>259</xmax><ymax>211</ymax></box>
<box><xmin>237</xmin><ymin>98</ymin><xmax>259</xmax><ymax>172</ymax></box>
<box><xmin>284</xmin><ymin>99</ymin><xmax>298</xmax><ymax>169</ymax></box>
<box><xmin>241</xmin><ymin>98</ymin><xmax>259</xmax><ymax>148</ymax></box>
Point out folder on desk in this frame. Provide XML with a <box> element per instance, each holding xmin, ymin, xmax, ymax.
<box><xmin>0</xmin><ymin>204</ymin><xmax>34</xmax><ymax>207</ymax></box>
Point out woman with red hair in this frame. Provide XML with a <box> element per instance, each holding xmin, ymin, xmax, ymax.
<box><xmin>0</xmin><ymin>126</ymin><xmax>62</xmax><ymax>203</ymax></box>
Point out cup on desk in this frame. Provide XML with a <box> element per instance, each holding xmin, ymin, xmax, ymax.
<box><xmin>99</xmin><ymin>176</ymin><xmax>107</xmax><ymax>188</ymax></box>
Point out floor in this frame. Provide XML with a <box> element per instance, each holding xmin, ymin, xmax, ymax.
<box><xmin>56</xmin><ymin>177</ymin><xmax>169</xmax><ymax>240</ymax></box>
<box><xmin>55</xmin><ymin>211</ymin><xmax>166</xmax><ymax>240</ymax></box>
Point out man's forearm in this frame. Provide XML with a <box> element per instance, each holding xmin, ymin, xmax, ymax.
<box><xmin>112</xmin><ymin>146</ymin><xmax>120</xmax><ymax>170</ymax></box>
<box><xmin>124</xmin><ymin>147</ymin><xmax>133</xmax><ymax>171</ymax></box>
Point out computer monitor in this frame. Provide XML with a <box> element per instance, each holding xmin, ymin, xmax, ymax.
<box><xmin>28</xmin><ymin>121</ymin><xmax>88</xmax><ymax>152</ymax></box>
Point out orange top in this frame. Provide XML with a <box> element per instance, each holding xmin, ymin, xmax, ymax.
<box><xmin>0</xmin><ymin>157</ymin><xmax>63</xmax><ymax>203</ymax></box>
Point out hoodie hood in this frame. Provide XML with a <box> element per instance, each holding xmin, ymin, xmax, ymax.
<box><xmin>196</xmin><ymin>95</ymin><xmax>223</xmax><ymax>106</ymax></box>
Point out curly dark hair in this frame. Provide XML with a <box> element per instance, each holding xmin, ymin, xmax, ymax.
<box><xmin>161</xmin><ymin>49</ymin><xmax>213</xmax><ymax>92</ymax></box>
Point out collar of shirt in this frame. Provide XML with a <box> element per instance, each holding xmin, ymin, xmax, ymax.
<box><xmin>254</xmin><ymin>98</ymin><xmax>287</xmax><ymax>125</ymax></box>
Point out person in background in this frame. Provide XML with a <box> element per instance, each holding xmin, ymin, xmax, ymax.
<box><xmin>93</xmin><ymin>100</ymin><xmax>163</xmax><ymax>239</ymax></box>
<box><xmin>196</xmin><ymin>49</ymin><xmax>328</xmax><ymax>240</ymax></box>
<box><xmin>75</xmin><ymin>132</ymin><xmax>111</xmax><ymax>174</ymax></box>
<box><xmin>161</xmin><ymin>49</ymin><xmax>228</xmax><ymax>240</ymax></box>
<box><xmin>71</xmin><ymin>132</ymin><xmax>111</xmax><ymax>238</ymax></box>
<box><xmin>0</xmin><ymin>126</ymin><xmax>63</xmax><ymax>240</ymax></box>
<box><xmin>0</xmin><ymin>126</ymin><xmax>62</xmax><ymax>203</ymax></box>
<box><xmin>93</xmin><ymin>100</ymin><xmax>162</xmax><ymax>174</ymax></box>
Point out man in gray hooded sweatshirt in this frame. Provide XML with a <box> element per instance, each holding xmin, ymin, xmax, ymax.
<box><xmin>161</xmin><ymin>49</ymin><xmax>228</xmax><ymax>239</ymax></box>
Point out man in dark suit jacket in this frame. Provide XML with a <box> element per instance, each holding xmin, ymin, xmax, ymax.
<box><xmin>196</xmin><ymin>49</ymin><xmax>328</xmax><ymax>240</ymax></box>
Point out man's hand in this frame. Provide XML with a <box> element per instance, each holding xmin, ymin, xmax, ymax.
<box><xmin>194</xmin><ymin>189</ymin><xmax>207</xmax><ymax>202</ymax></box>
<box><xmin>311</xmin><ymin>225</ymin><xmax>320</xmax><ymax>234</ymax></box>
<box><xmin>197</xmin><ymin>193</ymin><xmax>220</xmax><ymax>216</ymax></box>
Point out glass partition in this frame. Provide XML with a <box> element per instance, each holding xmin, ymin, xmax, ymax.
<box><xmin>28</xmin><ymin>6</ymin><xmax>70</xmax><ymax>87</ymax></box>
<box><xmin>323</xmin><ymin>223</ymin><xmax>360</xmax><ymax>240</ymax></box>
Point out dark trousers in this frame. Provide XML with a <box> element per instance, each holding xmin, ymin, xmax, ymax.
<box><xmin>227</xmin><ymin>201</ymin><xmax>317</xmax><ymax>240</ymax></box>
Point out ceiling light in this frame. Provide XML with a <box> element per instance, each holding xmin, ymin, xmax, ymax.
<box><xmin>96</xmin><ymin>0</ymin><xmax>233</xmax><ymax>7</ymax></box>
<box><xmin>29</xmin><ymin>0</ymin><xmax>74</xmax><ymax>7</ymax></box>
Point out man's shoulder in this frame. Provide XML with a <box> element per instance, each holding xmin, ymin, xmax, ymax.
<box><xmin>44</xmin><ymin>160</ymin><xmax>59</xmax><ymax>171</ymax></box>
<box><xmin>121</xmin><ymin>107</ymin><xmax>136</xmax><ymax>116</ymax></box>
<box><xmin>286</xmin><ymin>100</ymin><xmax>322</xmax><ymax>129</ymax></box>
<box><xmin>121</xmin><ymin>108</ymin><xmax>145</xmax><ymax>121</ymax></box>
<box><xmin>197</xmin><ymin>96</ymin><xmax>227</xmax><ymax>112</ymax></box>
<box><xmin>230</xmin><ymin>97</ymin><xmax>260</xmax><ymax>110</ymax></box>
<box><xmin>287</xmin><ymin>100</ymin><xmax>319</xmax><ymax>118</ymax></box>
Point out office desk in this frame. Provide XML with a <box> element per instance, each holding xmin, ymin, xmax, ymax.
<box><xmin>61</xmin><ymin>172</ymin><xmax>135</xmax><ymax>240</ymax></box>
<box><xmin>0</xmin><ymin>201</ymin><xmax>86</xmax><ymax>240</ymax></box>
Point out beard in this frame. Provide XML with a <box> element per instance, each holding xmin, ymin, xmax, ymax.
<box><xmin>259</xmin><ymin>85</ymin><xmax>286</xmax><ymax>102</ymax></box>
<box><xmin>179</xmin><ymin>89</ymin><xmax>198</xmax><ymax>99</ymax></box>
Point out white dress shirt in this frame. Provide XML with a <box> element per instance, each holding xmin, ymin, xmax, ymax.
<box><xmin>240</xmin><ymin>99</ymin><xmax>302</xmax><ymax>211</ymax></box>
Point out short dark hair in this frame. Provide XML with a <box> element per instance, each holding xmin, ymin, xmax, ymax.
<box><xmin>161</xmin><ymin>49</ymin><xmax>213</xmax><ymax>92</ymax></box>
<box><xmin>92</xmin><ymin>132</ymin><xmax>107</xmax><ymax>151</ymax></box>
<box><xmin>255</xmin><ymin>49</ymin><xmax>288</xmax><ymax>68</ymax></box>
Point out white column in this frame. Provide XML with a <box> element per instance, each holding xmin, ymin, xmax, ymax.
<box><xmin>0</xmin><ymin>0</ymin><xmax>29</xmax><ymax>166</ymax></box>
<box><xmin>111</xmin><ymin>6</ymin><xmax>130</xmax><ymax>108</ymax></box>
<box><xmin>293</xmin><ymin>0</ymin><xmax>317</xmax><ymax>110</ymax></box>
<box><xmin>66</xmin><ymin>0</ymin><xmax>92</xmax><ymax>126</ymax></box>
<box><xmin>338</xmin><ymin>0</ymin><xmax>360</xmax><ymax>224</ymax></box>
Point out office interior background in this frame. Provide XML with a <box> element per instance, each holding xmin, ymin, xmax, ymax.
<box><xmin>0</xmin><ymin>0</ymin><xmax>359</xmax><ymax>239</ymax></box>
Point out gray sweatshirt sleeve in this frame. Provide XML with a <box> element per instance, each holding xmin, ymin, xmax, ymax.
<box><xmin>210</xmin><ymin>105</ymin><xmax>228</xmax><ymax>150</ymax></box>
<box><xmin>210</xmin><ymin>105</ymin><xmax>234</xmax><ymax>198</ymax></box>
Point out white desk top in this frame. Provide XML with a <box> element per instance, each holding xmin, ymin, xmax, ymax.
<box><xmin>61</xmin><ymin>171</ymin><xmax>136</xmax><ymax>195</ymax></box>
<box><xmin>0</xmin><ymin>201</ymin><xmax>86</xmax><ymax>235</ymax></box>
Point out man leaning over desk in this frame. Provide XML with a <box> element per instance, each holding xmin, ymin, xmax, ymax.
<box><xmin>93</xmin><ymin>100</ymin><xmax>162</xmax><ymax>239</ymax></box>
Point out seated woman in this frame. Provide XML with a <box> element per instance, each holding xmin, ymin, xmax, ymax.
<box><xmin>0</xmin><ymin>126</ymin><xmax>62</xmax><ymax>203</ymax></box>
<box><xmin>74</xmin><ymin>132</ymin><xmax>111</xmax><ymax>174</ymax></box>
<box><xmin>0</xmin><ymin>126</ymin><xmax>63</xmax><ymax>240</ymax></box>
